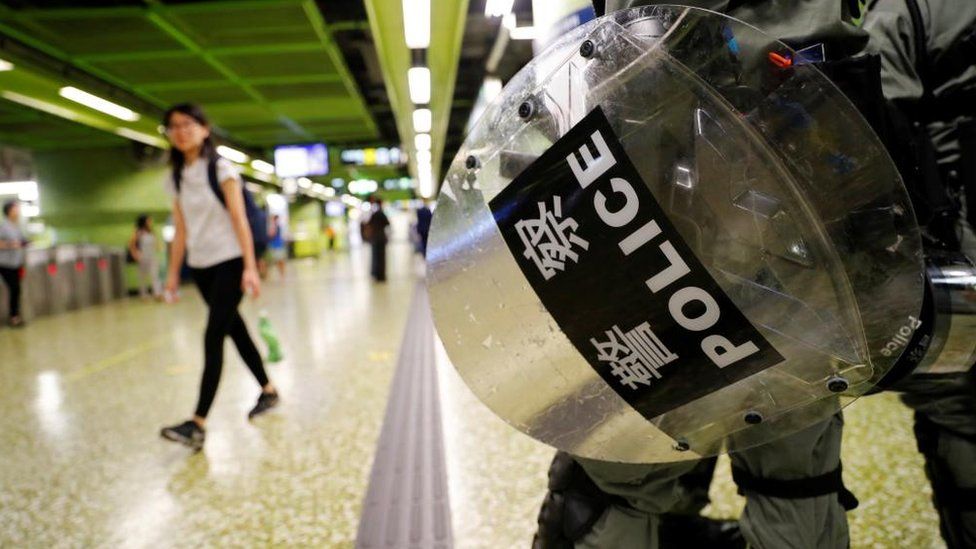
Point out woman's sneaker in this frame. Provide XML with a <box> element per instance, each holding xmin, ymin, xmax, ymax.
<box><xmin>248</xmin><ymin>391</ymin><xmax>279</xmax><ymax>420</ymax></box>
<box><xmin>160</xmin><ymin>420</ymin><xmax>205</xmax><ymax>450</ymax></box>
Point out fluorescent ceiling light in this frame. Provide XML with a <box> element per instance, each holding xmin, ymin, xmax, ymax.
<box><xmin>115</xmin><ymin>127</ymin><xmax>163</xmax><ymax>147</ymax></box>
<box><xmin>59</xmin><ymin>86</ymin><xmax>140</xmax><ymax>122</ymax></box>
<box><xmin>217</xmin><ymin>145</ymin><xmax>249</xmax><ymax>164</ymax></box>
<box><xmin>408</xmin><ymin>66</ymin><xmax>431</xmax><ymax>104</ymax></box>
<box><xmin>252</xmin><ymin>159</ymin><xmax>275</xmax><ymax>174</ymax></box>
<box><xmin>402</xmin><ymin>0</ymin><xmax>430</xmax><ymax>48</ymax></box>
<box><xmin>265</xmin><ymin>193</ymin><xmax>287</xmax><ymax>211</ymax></box>
<box><xmin>413</xmin><ymin>108</ymin><xmax>432</xmax><ymax>133</ymax></box>
<box><xmin>0</xmin><ymin>180</ymin><xmax>38</xmax><ymax>201</ymax></box>
<box><xmin>414</xmin><ymin>133</ymin><xmax>431</xmax><ymax>151</ymax></box>
<box><xmin>0</xmin><ymin>58</ymin><xmax>13</xmax><ymax>71</ymax></box>
<box><xmin>483</xmin><ymin>77</ymin><xmax>503</xmax><ymax>101</ymax></box>
<box><xmin>417</xmin><ymin>163</ymin><xmax>434</xmax><ymax>198</ymax></box>
<box><xmin>485</xmin><ymin>0</ymin><xmax>515</xmax><ymax>17</ymax></box>
<box><xmin>416</xmin><ymin>149</ymin><xmax>432</xmax><ymax>163</ymax></box>
<box><xmin>282</xmin><ymin>178</ymin><xmax>298</xmax><ymax>195</ymax></box>
<box><xmin>349</xmin><ymin>179</ymin><xmax>379</xmax><ymax>194</ymax></box>
<box><xmin>2</xmin><ymin>91</ymin><xmax>78</xmax><ymax>120</ymax></box>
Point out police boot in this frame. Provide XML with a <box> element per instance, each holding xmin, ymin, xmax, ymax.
<box><xmin>659</xmin><ymin>513</ymin><xmax>745</xmax><ymax>549</ymax></box>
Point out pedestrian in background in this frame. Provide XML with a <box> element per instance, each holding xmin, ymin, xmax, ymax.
<box><xmin>158</xmin><ymin>103</ymin><xmax>278</xmax><ymax>451</ymax></box>
<box><xmin>0</xmin><ymin>200</ymin><xmax>25</xmax><ymax>327</ymax></box>
<box><xmin>267</xmin><ymin>214</ymin><xmax>286</xmax><ymax>278</ymax></box>
<box><xmin>365</xmin><ymin>195</ymin><xmax>389</xmax><ymax>282</ymax></box>
<box><xmin>416</xmin><ymin>201</ymin><xmax>432</xmax><ymax>257</ymax></box>
<box><xmin>128</xmin><ymin>214</ymin><xmax>161</xmax><ymax>300</ymax></box>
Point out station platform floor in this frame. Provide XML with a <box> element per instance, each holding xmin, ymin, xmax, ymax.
<box><xmin>0</xmin><ymin>242</ymin><xmax>946</xmax><ymax>548</ymax></box>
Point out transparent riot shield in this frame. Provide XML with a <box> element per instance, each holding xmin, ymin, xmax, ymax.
<box><xmin>427</xmin><ymin>5</ymin><xmax>925</xmax><ymax>463</ymax></box>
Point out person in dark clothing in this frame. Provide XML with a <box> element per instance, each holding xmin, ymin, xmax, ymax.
<box><xmin>0</xmin><ymin>200</ymin><xmax>26</xmax><ymax>327</ymax></box>
<box><xmin>365</xmin><ymin>195</ymin><xmax>390</xmax><ymax>282</ymax></box>
<box><xmin>157</xmin><ymin>103</ymin><xmax>279</xmax><ymax>451</ymax></box>
<box><xmin>415</xmin><ymin>202</ymin><xmax>433</xmax><ymax>257</ymax></box>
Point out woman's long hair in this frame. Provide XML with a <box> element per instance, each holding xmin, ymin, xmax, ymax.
<box><xmin>162</xmin><ymin>103</ymin><xmax>217</xmax><ymax>178</ymax></box>
<box><xmin>136</xmin><ymin>214</ymin><xmax>150</xmax><ymax>231</ymax></box>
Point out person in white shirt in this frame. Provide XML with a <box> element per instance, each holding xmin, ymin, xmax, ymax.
<box><xmin>158</xmin><ymin>103</ymin><xmax>278</xmax><ymax>451</ymax></box>
<box><xmin>128</xmin><ymin>214</ymin><xmax>161</xmax><ymax>300</ymax></box>
<box><xmin>0</xmin><ymin>200</ymin><xmax>25</xmax><ymax>327</ymax></box>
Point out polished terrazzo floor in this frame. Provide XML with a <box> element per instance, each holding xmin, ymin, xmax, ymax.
<box><xmin>1</xmin><ymin>245</ymin><xmax>415</xmax><ymax>548</ymax></box>
<box><xmin>0</xmin><ymin>241</ymin><xmax>947</xmax><ymax>548</ymax></box>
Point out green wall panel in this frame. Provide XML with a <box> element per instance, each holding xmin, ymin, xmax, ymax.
<box><xmin>35</xmin><ymin>145</ymin><xmax>170</xmax><ymax>256</ymax></box>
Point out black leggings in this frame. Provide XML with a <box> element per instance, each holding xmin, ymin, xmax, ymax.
<box><xmin>191</xmin><ymin>257</ymin><xmax>269</xmax><ymax>418</ymax></box>
<box><xmin>0</xmin><ymin>266</ymin><xmax>20</xmax><ymax>319</ymax></box>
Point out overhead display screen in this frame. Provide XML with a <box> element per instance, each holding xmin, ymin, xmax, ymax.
<box><xmin>274</xmin><ymin>143</ymin><xmax>329</xmax><ymax>178</ymax></box>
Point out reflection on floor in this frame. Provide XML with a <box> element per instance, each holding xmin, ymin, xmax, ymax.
<box><xmin>0</xmin><ymin>241</ymin><xmax>946</xmax><ymax>548</ymax></box>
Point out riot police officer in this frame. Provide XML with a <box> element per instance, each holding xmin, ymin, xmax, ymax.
<box><xmin>866</xmin><ymin>2</ymin><xmax>976</xmax><ymax>546</ymax></box>
<box><xmin>533</xmin><ymin>1</ymin><xmax>962</xmax><ymax>548</ymax></box>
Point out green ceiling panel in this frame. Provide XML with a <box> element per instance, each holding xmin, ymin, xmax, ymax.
<box><xmin>201</xmin><ymin>102</ymin><xmax>277</xmax><ymax>124</ymax></box>
<box><xmin>167</xmin><ymin>4</ymin><xmax>319</xmax><ymax>48</ymax></box>
<box><xmin>91</xmin><ymin>56</ymin><xmax>225</xmax><ymax>85</ymax></box>
<box><xmin>0</xmin><ymin>0</ymin><xmax>379</xmax><ymax>151</ymax></box>
<box><xmin>228</xmin><ymin>129</ymin><xmax>318</xmax><ymax>144</ymax></box>
<box><xmin>215</xmin><ymin>50</ymin><xmax>338</xmax><ymax>79</ymax></box>
<box><xmin>13</xmin><ymin>14</ymin><xmax>183</xmax><ymax>55</ymax></box>
<box><xmin>270</xmin><ymin>96</ymin><xmax>364</xmax><ymax>119</ymax></box>
<box><xmin>0</xmin><ymin>107</ymin><xmax>126</xmax><ymax>150</ymax></box>
<box><xmin>147</xmin><ymin>84</ymin><xmax>255</xmax><ymax>105</ymax></box>
<box><xmin>254</xmin><ymin>81</ymin><xmax>349</xmax><ymax>101</ymax></box>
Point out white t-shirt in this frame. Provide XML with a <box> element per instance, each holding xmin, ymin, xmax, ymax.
<box><xmin>164</xmin><ymin>157</ymin><xmax>243</xmax><ymax>269</ymax></box>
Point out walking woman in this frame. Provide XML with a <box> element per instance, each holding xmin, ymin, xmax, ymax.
<box><xmin>128</xmin><ymin>214</ymin><xmax>161</xmax><ymax>300</ymax></box>
<box><xmin>159</xmin><ymin>103</ymin><xmax>278</xmax><ymax>450</ymax></box>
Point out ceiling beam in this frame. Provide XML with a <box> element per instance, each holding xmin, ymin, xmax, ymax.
<box><xmin>10</xmin><ymin>6</ymin><xmax>145</xmax><ymax>20</ymax></box>
<box><xmin>76</xmin><ymin>42</ymin><xmax>329</xmax><ymax>63</ymax></box>
<box><xmin>14</xmin><ymin>0</ymin><xmax>303</xmax><ymax>19</ymax></box>
<box><xmin>137</xmin><ymin>73</ymin><xmax>345</xmax><ymax>92</ymax></box>
<box><xmin>363</xmin><ymin>0</ymin><xmax>469</xmax><ymax>192</ymax></box>
<box><xmin>301</xmin><ymin>0</ymin><xmax>378</xmax><ymax>136</ymax></box>
<box><xmin>328</xmin><ymin>20</ymin><xmax>371</xmax><ymax>32</ymax></box>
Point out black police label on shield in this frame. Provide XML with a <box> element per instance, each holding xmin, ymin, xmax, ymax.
<box><xmin>489</xmin><ymin>107</ymin><xmax>785</xmax><ymax>420</ymax></box>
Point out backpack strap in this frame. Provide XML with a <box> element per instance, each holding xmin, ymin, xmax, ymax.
<box><xmin>206</xmin><ymin>155</ymin><xmax>227</xmax><ymax>208</ymax></box>
<box><xmin>173</xmin><ymin>156</ymin><xmax>227</xmax><ymax>206</ymax></box>
<box><xmin>173</xmin><ymin>165</ymin><xmax>182</xmax><ymax>193</ymax></box>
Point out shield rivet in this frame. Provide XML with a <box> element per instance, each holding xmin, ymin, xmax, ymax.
<box><xmin>827</xmin><ymin>377</ymin><xmax>849</xmax><ymax>393</ymax></box>
<box><xmin>580</xmin><ymin>39</ymin><xmax>596</xmax><ymax>58</ymax></box>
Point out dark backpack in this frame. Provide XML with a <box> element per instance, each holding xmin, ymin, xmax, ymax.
<box><xmin>174</xmin><ymin>156</ymin><xmax>269</xmax><ymax>248</ymax></box>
